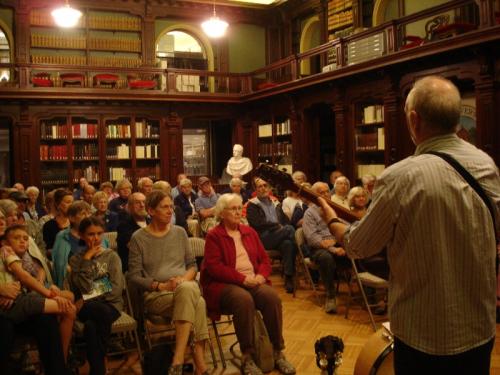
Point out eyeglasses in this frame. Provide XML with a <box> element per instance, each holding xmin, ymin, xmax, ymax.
<box><xmin>225</xmin><ymin>206</ymin><xmax>242</xmax><ymax>213</ymax></box>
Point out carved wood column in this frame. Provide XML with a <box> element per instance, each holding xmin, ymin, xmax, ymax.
<box><xmin>383</xmin><ymin>85</ymin><xmax>401</xmax><ymax>165</ymax></box>
<box><xmin>475</xmin><ymin>75</ymin><xmax>498</xmax><ymax>164</ymax></box>
<box><xmin>13</xmin><ymin>106</ymin><xmax>34</xmax><ymax>185</ymax></box>
<box><xmin>143</xmin><ymin>14</ymin><xmax>156</xmax><ymax>66</ymax></box>
<box><xmin>164</xmin><ymin>112</ymin><xmax>183</xmax><ymax>182</ymax></box>
<box><xmin>332</xmin><ymin>89</ymin><xmax>347</xmax><ymax>178</ymax></box>
<box><xmin>15</xmin><ymin>1</ymin><xmax>30</xmax><ymax>87</ymax></box>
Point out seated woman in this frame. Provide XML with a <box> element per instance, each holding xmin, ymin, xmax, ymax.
<box><xmin>43</xmin><ymin>189</ymin><xmax>74</xmax><ymax>253</ymax></box>
<box><xmin>128</xmin><ymin>190</ymin><xmax>209</xmax><ymax>375</ymax></box>
<box><xmin>330</xmin><ymin>176</ymin><xmax>350</xmax><ymax>210</ymax></box>
<box><xmin>347</xmin><ymin>186</ymin><xmax>368</xmax><ymax>217</ymax></box>
<box><xmin>69</xmin><ymin>217</ymin><xmax>123</xmax><ymax>375</ymax></box>
<box><xmin>92</xmin><ymin>191</ymin><xmax>119</xmax><ymax>232</ymax></box>
<box><xmin>201</xmin><ymin>193</ymin><xmax>296</xmax><ymax>375</ymax></box>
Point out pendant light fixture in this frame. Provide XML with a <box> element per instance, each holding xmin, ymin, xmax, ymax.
<box><xmin>52</xmin><ymin>0</ymin><xmax>82</xmax><ymax>28</ymax></box>
<box><xmin>201</xmin><ymin>1</ymin><xmax>228</xmax><ymax>38</ymax></box>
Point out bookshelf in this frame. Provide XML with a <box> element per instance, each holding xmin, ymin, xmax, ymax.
<box><xmin>327</xmin><ymin>0</ymin><xmax>354</xmax><ymax>64</ymax></box>
<box><xmin>104</xmin><ymin>116</ymin><xmax>132</xmax><ymax>182</ymax></box>
<box><xmin>257</xmin><ymin>116</ymin><xmax>293</xmax><ymax>174</ymax></box>
<box><xmin>134</xmin><ymin>118</ymin><xmax>161</xmax><ymax>181</ymax></box>
<box><xmin>29</xmin><ymin>8</ymin><xmax>142</xmax><ymax>69</ymax></box>
<box><xmin>353</xmin><ymin>103</ymin><xmax>386</xmax><ymax>179</ymax></box>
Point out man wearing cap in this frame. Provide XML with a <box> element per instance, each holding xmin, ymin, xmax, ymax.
<box><xmin>194</xmin><ymin>177</ymin><xmax>219</xmax><ymax>235</ymax></box>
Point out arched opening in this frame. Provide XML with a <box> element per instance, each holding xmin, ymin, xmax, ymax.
<box><xmin>156</xmin><ymin>25</ymin><xmax>215</xmax><ymax>92</ymax></box>
<box><xmin>0</xmin><ymin>20</ymin><xmax>13</xmax><ymax>82</ymax></box>
<box><xmin>299</xmin><ymin>16</ymin><xmax>321</xmax><ymax>76</ymax></box>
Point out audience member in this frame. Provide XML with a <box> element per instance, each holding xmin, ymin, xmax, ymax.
<box><xmin>116</xmin><ymin>192</ymin><xmax>148</xmax><ymax>272</ymax></box>
<box><xmin>39</xmin><ymin>190</ymin><xmax>56</xmax><ymax>228</ymax></box>
<box><xmin>246</xmin><ymin>178</ymin><xmax>296</xmax><ymax>293</ymax></box>
<box><xmin>12</xmin><ymin>183</ymin><xmax>25</xmax><ymax>192</ymax></box>
<box><xmin>81</xmin><ymin>184</ymin><xmax>96</xmax><ymax>209</ymax></box>
<box><xmin>92</xmin><ymin>191</ymin><xmax>119</xmax><ymax>232</ymax></box>
<box><xmin>302</xmin><ymin>182</ymin><xmax>347</xmax><ymax>313</ymax></box>
<box><xmin>52</xmin><ymin>201</ymin><xmax>92</xmax><ymax>287</ymax></box>
<box><xmin>69</xmin><ymin>217</ymin><xmax>123</xmax><ymax>375</ymax></box>
<box><xmin>361</xmin><ymin>174</ymin><xmax>377</xmax><ymax>205</ymax></box>
<box><xmin>348</xmin><ymin>186</ymin><xmax>368</xmax><ymax>217</ymax></box>
<box><xmin>152</xmin><ymin>180</ymin><xmax>172</xmax><ymax>195</ymax></box>
<box><xmin>42</xmin><ymin>189</ymin><xmax>73</xmax><ymax>252</ymax></box>
<box><xmin>108</xmin><ymin>179</ymin><xmax>132</xmax><ymax>215</ymax></box>
<box><xmin>329</xmin><ymin>170</ymin><xmax>343</xmax><ymax>194</ymax></box>
<box><xmin>223</xmin><ymin>177</ymin><xmax>250</xmax><ymax>204</ymax></box>
<box><xmin>0</xmin><ymin>224</ymin><xmax>76</xmax><ymax>361</ymax></box>
<box><xmin>73</xmin><ymin>177</ymin><xmax>88</xmax><ymax>200</ymax></box>
<box><xmin>174</xmin><ymin>178</ymin><xmax>197</xmax><ymax>219</ymax></box>
<box><xmin>25</xmin><ymin>186</ymin><xmax>46</xmax><ymax>221</ymax></box>
<box><xmin>291</xmin><ymin>171</ymin><xmax>307</xmax><ymax>185</ymax></box>
<box><xmin>171</xmin><ymin>173</ymin><xmax>187</xmax><ymax>200</ymax></box>
<box><xmin>137</xmin><ymin>177</ymin><xmax>154</xmax><ymax>196</ymax></box>
<box><xmin>330</xmin><ymin>176</ymin><xmax>350</xmax><ymax>209</ymax></box>
<box><xmin>128</xmin><ymin>191</ymin><xmax>209</xmax><ymax>375</ymax></box>
<box><xmin>99</xmin><ymin>181</ymin><xmax>115</xmax><ymax>200</ymax></box>
<box><xmin>194</xmin><ymin>177</ymin><xmax>219</xmax><ymax>235</ymax></box>
<box><xmin>202</xmin><ymin>194</ymin><xmax>296</xmax><ymax>375</ymax></box>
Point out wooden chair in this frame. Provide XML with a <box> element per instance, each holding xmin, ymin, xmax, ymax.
<box><xmin>32</xmin><ymin>72</ymin><xmax>53</xmax><ymax>87</ymax></box>
<box><xmin>60</xmin><ymin>73</ymin><xmax>86</xmax><ymax>87</ymax></box>
<box><xmin>93</xmin><ymin>73</ymin><xmax>119</xmax><ymax>88</ymax></box>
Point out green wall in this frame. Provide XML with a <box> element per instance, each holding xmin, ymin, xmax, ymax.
<box><xmin>0</xmin><ymin>8</ymin><xmax>13</xmax><ymax>32</ymax></box>
<box><xmin>228</xmin><ymin>23</ymin><xmax>265</xmax><ymax>73</ymax></box>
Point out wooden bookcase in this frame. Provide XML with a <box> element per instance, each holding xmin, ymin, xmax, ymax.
<box><xmin>353</xmin><ymin>102</ymin><xmax>386</xmax><ymax>180</ymax></box>
<box><xmin>257</xmin><ymin>116</ymin><xmax>293</xmax><ymax>174</ymax></box>
<box><xmin>30</xmin><ymin>8</ymin><xmax>142</xmax><ymax>71</ymax></box>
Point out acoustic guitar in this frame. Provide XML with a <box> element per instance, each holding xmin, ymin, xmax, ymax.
<box><xmin>354</xmin><ymin>326</ymin><xmax>394</xmax><ymax>375</ymax></box>
<box><xmin>255</xmin><ymin>164</ymin><xmax>362</xmax><ymax>223</ymax></box>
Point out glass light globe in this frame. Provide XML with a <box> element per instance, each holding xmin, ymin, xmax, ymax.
<box><xmin>52</xmin><ymin>4</ymin><xmax>82</xmax><ymax>28</ymax></box>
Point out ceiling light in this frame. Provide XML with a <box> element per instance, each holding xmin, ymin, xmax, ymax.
<box><xmin>201</xmin><ymin>2</ymin><xmax>228</xmax><ymax>38</ymax></box>
<box><xmin>52</xmin><ymin>0</ymin><xmax>82</xmax><ymax>28</ymax></box>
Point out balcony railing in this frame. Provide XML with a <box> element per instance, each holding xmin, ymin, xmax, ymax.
<box><xmin>0</xmin><ymin>0</ymin><xmax>497</xmax><ymax>99</ymax></box>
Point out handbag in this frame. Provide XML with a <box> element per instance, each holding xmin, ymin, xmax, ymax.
<box><xmin>252</xmin><ymin>311</ymin><xmax>275</xmax><ymax>372</ymax></box>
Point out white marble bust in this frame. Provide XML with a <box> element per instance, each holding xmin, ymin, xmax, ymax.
<box><xmin>226</xmin><ymin>144</ymin><xmax>253</xmax><ymax>177</ymax></box>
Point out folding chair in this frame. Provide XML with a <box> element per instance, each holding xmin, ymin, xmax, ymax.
<box><xmin>210</xmin><ymin>315</ymin><xmax>237</xmax><ymax>369</ymax></box>
<box><xmin>346</xmin><ymin>258</ymin><xmax>388</xmax><ymax>331</ymax></box>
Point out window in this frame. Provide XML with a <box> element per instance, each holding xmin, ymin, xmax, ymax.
<box><xmin>183</xmin><ymin>128</ymin><xmax>209</xmax><ymax>176</ymax></box>
<box><xmin>156</xmin><ymin>30</ymin><xmax>207</xmax><ymax>69</ymax></box>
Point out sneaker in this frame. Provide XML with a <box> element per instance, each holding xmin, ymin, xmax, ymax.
<box><xmin>325</xmin><ymin>297</ymin><xmax>337</xmax><ymax>314</ymax></box>
<box><xmin>285</xmin><ymin>276</ymin><xmax>294</xmax><ymax>294</ymax></box>
<box><xmin>274</xmin><ymin>352</ymin><xmax>296</xmax><ymax>375</ymax></box>
<box><xmin>241</xmin><ymin>358</ymin><xmax>263</xmax><ymax>375</ymax></box>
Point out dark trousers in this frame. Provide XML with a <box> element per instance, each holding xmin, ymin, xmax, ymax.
<box><xmin>394</xmin><ymin>336</ymin><xmax>494</xmax><ymax>375</ymax></box>
<box><xmin>0</xmin><ymin>314</ymin><xmax>68</xmax><ymax>375</ymax></box>
<box><xmin>260</xmin><ymin>224</ymin><xmax>296</xmax><ymax>277</ymax></box>
<box><xmin>311</xmin><ymin>249</ymin><xmax>339</xmax><ymax>298</ymax></box>
<box><xmin>219</xmin><ymin>283</ymin><xmax>284</xmax><ymax>354</ymax></box>
<box><xmin>78</xmin><ymin>300</ymin><xmax>120</xmax><ymax>375</ymax></box>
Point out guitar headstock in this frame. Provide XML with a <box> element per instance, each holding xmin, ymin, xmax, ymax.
<box><xmin>255</xmin><ymin>164</ymin><xmax>296</xmax><ymax>192</ymax></box>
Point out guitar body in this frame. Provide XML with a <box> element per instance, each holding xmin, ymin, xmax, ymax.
<box><xmin>354</xmin><ymin>328</ymin><xmax>394</xmax><ymax>375</ymax></box>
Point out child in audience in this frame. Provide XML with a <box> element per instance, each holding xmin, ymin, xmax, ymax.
<box><xmin>69</xmin><ymin>217</ymin><xmax>123</xmax><ymax>375</ymax></box>
<box><xmin>0</xmin><ymin>224</ymin><xmax>76</xmax><ymax>361</ymax></box>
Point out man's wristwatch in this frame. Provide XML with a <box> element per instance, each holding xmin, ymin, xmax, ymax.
<box><xmin>327</xmin><ymin>217</ymin><xmax>342</xmax><ymax>226</ymax></box>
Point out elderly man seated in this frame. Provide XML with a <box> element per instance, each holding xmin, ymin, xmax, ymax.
<box><xmin>246</xmin><ymin>178</ymin><xmax>296</xmax><ymax>293</ymax></box>
<box><xmin>302</xmin><ymin>182</ymin><xmax>347</xmax><ymax>313</ymax></box>
<box><xmin>194</xmin><ymin>177</ymin><xmax>219</xmax><ymax>235</ymax></box>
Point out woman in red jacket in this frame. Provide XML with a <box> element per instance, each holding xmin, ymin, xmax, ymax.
<box><xmin>201</xmin><ymin>193</ymin><xmax>295</xmax><ymax>375</ymax></box>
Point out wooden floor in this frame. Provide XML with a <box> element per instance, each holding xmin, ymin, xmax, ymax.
<box><xmin>105</xmin><ymin>273</ymin><xmax>500</xmax><ymax>374</ymax></box>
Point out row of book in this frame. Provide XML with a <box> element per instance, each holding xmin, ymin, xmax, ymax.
<box><xmin>73</xmin><ymin>124</ymin><xmax>99</xmax><ymax>139</ymax></box>
<box><xmin>40</xmin><ymin>145</ymin><xmax>69</xmax><ymax>160</ymax></box>
<box><xmin>135</xmin><ymin>121</ymin><xmax>160</xmax><ymax>138</ymax></box>
<box><xmin>328</xmin><ymin>0</ymin><xmax>353</xmax><ymax>13</ymax></box>
<box><xmin>40</xmin><ymin>168</ymin><xmax>69</xmax><ymax>186</ymax></box>
<box><xmin>32</xmin><ymin>54</ymin><xmax>86</xmax><ymax>66</ymax></box>
<box><xmin>31</xmin><ymin>34</ymin><xmax>86</xmax><ymax>49</ymax></box>
<box><xmin>355</xmin><ymin>128</ymin><xmax>385</xmax><ymax>151</ymax></box>
<box><xmin>41</xmin><ymin>123</ymin><xmax>68</xmax><ymax>139</ymax></box>
<box><xmin>109</xmin><ymin>167</ymin><xmax>129</xmax><ymax>182</ymax></box>
<box><xmin>328</xmin><ymin>10</ymin><xmax>353</xmax><ymax>30</ymax></box>
<box><xmin>136</xmin><ymin>144</ymin><xmax>159</xmax><ymax>159</ymax></box>
<box><xmin>362</xmin><ymin>105</ymin><xmax>384</xmax><ymax>124</ymax></box>
<box><xmin>258</xmin><ymin>119</ymin><xmax>291</xmax><ymax>137</ymax></box>
<box><xmin>107</xmin><ymin>144</ymin><xmax>131</xmax><ymax>159</ymax></box>
<box><xmin>30</xmin><ymin>9</ymin><xmax>141</xmax><ymax>31</ymax></box>
<box><xmin>88</xmin><ymin>56</ymin><xmax>142</xmax><ymax>68</ymax></box>
<box><xmin>106</xmin><ymin>125</ymin><xmax>131</xmax><ymax>138</ymax></box>
<box><xmin>88</xmin><ymin>38</ymin><xmax>141</xmax><ymax>52</ymax></box>
<box><xmin>72</xmin><ymin>144</ymin><xmax>99</xmax><ymax>160</ymax></box>
<box><xmin>74</xmin><ymin>166</ymin><xmax>99</xmax><ymax>183</ymax></box>
<box><xmin>257</xmin><ymin>142</ymin><xmax>292</xmax><ymax>157</ymax></box>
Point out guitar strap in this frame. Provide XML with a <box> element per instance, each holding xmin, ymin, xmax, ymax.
<box><xmin>426</xmin><ymin>151</ymin><xmax>498</xmax><ymax>275</ymax></box>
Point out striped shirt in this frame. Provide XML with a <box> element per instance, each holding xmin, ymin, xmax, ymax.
<box><xmin>345</xmin><ymin>134</ymin><xmax>500</xmax><ymax>355</ymax></box>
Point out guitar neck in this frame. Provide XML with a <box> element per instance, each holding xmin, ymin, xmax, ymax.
<box><xmin>296</xmin><ymin>186</ymin><xmax>360</xmax><ymax>223</ymax></box>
